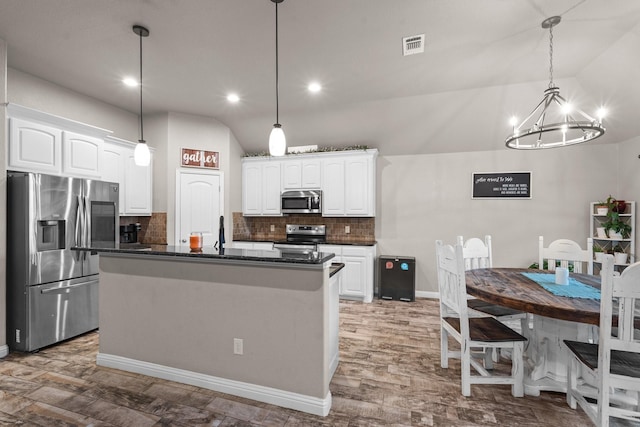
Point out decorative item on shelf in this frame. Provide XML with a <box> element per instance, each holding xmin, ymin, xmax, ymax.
<box><xmin>595</xmin><ymin>201</ymin><xmax>608</xmax><ymax>216</ymax></box>
<box><xmin>613</xmin><ymin>244</ymin><xmax>629</xmax><ymax>265</ymax></box>
<box><xmin>596</xmin><ymin>227</ymin><xmax>607</xmax><ymax>238</ymax></box>
<box><xmin>602</xmin><ymin>197</ymin><xmax>632</xmax><ymax>239</ymax></box>
<box><xmin>505</xmin><ymin>16</ymin><xmax>606</xmax><ymax>150</ymax></box>
<box><xmin>593</xmin><ymin>246</ymin><xmax>604</xmax><ymax>263</ymax></box>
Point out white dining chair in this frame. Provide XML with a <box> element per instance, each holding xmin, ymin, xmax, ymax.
<box><xmin>538</xmin><ymin>236</ymin><xmax>594</xmax><ymax>275</ymax></box>
<box><xmin>435</xmin><ymin>240</ymin><xmax>527</xmax><ymax>397</ymax></box>
<box><xmin>564</xmin><ymin>255</ymin><xmax>640</xmax><ymax>427</ymax></box>
<box><xmin>457</xmin><ymin>235</ymin><xmax>528</xmax><ymax>329</ymax></box>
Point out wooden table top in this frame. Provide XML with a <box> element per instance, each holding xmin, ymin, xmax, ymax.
<box><xmin>465</xmin><ymin>268</ymin><xmax>601</xmax><ymax>326</ymax></box>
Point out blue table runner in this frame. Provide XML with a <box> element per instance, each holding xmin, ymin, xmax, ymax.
<box><xmin>521</xmin><ymin>272</ymin><xmax>600</xmax><ymax>300</ymax></box>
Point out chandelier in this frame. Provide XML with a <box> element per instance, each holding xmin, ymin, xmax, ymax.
<box><xmin>505</xmin><ymin>16</ymin><xmax>606</xmax><ymax>150</ymax></box>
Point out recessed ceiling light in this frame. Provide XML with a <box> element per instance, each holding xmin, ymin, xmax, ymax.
<box><xmin>227</xmin><ymin>93</ymin><xmax>240</xmax><ymax>103</ymax></box>
<box><xmin>123</xmin><ymin>77</ymin><xmax>138</xmax><ymax>87</ymax></box>
<box><xmin>308</xmin><ymin>82</ymin><xmax>321</xmax><ymax>93</ymax></box>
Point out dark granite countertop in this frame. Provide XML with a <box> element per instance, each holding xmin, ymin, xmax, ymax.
<box><xmin>330</xmin><ymin>263</ymin><xmax>345</xmax><ymax>277</ymax></box>
<box><xmin>234</xmin><ymin>238</ymin><xmax>377</xmax><ymax>246</ymax></box>
<box><xmin>73</xmin><ymin>244</ymin><xmax>335</xmax><ymax>265</ymax></box>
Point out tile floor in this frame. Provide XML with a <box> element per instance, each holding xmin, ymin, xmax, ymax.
<box><xmin>0</xmin><ymin>299</ymin><xmax>603</xmax><ymax>426</ymax></box>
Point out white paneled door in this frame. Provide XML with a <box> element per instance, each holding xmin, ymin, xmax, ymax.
<box><xmin>175</xmin><ymin>169</ymin><xmax>224</xmax><ymax>248</ymax></box>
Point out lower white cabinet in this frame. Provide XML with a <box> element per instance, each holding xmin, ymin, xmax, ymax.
<box><xmin>318</xmin><ymin>244</ymin><xmax>376</xmax><ymax>303</ymax></box>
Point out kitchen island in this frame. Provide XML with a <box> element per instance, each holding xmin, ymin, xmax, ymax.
<box><xmin>74</xmin><ymin>245</ymin><xmax>339</xmax><ymax>416</ymax></box>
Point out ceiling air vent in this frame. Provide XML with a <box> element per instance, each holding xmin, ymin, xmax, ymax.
<box><xmin>402</xmin><ymin>34</ymin><xmax>425</xmax><ymax>56</ymax></box>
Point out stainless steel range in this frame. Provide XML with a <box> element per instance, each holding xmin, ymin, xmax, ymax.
<box><xmin>274</xmin><ymin>224</ymin><xmax>326</xmax><ymax>252</ymax></box>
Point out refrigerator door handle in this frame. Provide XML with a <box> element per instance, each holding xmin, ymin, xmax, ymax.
<box><xmin>82</xmin><ymin>195</ymin><xmax>88</xmax><ymax>260</ymax></box>
<box><xmin>40</xmin><ymin>280</ymin><xmax>98</xmax><ymax>294</ymax></box>
<box><xmin>74</xmin><ymin>195</ymin><xmax>83</xmax><ymax>260</ymax></box>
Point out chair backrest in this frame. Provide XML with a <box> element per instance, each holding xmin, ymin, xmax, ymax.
<box><xmin>538</xmin><ymin>236</ymin><xmax>594</xmax><ymax>274</ymax></box>
<box><xmin>435</xmin><ymin>240</ymin><xmax>469</xmax><ymax>331</ymax></box>
<box><xmin>597</xmin><ymin>255</ymin><xmax>640</xmax><ymax>403</ymax></box>
<box><xmin>457</xmin><ymin>235</ymin><xmax>492</xmax><ymax>270</ymax></box>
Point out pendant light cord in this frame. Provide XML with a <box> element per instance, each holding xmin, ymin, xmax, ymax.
<box><xmin>548</xmin><ymin>24</ymin><xmax>554</xmax><ymax>89</ymax></box>
<box><xmin>275</xmin><ymin>1</ymin><xmax>279</xmax><ymax>125</ymax></box>
<box><xmin>139</xmin><ymin>31</ymin><xmax>145</xmax><ymax>142</ymax></box>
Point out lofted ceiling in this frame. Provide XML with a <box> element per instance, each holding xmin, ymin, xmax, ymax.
<box><xmin>0</xmin><ymin>0</ymin><xmax>639</xmax><ymax>156</ymax></box>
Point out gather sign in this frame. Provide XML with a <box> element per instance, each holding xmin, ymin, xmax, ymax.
<box><xmin>181</xmin><ymin>148</ymin><xmax>219</xmax><ymax>169</ymax></box>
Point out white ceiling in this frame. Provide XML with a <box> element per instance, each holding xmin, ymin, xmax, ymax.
<box><xmin>1</xmin><ymin>0</ymin><xmax>639</xmax><ymax>156</ymax></box>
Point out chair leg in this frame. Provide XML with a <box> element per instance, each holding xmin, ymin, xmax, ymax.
<box><xmin>483</xmin><ymin>348</ymin><xmax>494</xmax><ymax>370</ymax></box>
<box><xmin>441</xmin><ymin>326</ymin><xmax>449</xmax><ymax>369</ymax></box>
<box><xmin>461</xmin><ymin>341</ymin><xmax>471</xmax><ymax>397</ymax></box>
<box><xmin>566</xmin><ymin>357</ymin><xmax>577</xmax><ymax>409</ymax></box>
<box><xmin>511</xmin><ymin>342</ymin><xmax>524</xmax><ymax>397</ymax></box>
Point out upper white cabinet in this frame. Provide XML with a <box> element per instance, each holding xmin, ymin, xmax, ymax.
<box><xmin>102</xmin><ymin>142</ymin><xmax>125</xmax><ymax>214</ymax></box>
<box><xmin>241</xmin><ymin>149</ymin><xmax>377</xmax><ymax>217</ymax></box>
<box><xmin>62</xmin><ymin>131</ymin><xmax>103</xmax><ymax>178</ymax></box>
<box><xmin>124</xmin><ymin>148</ymin><xmax>153</xmax><ymax>215</ymax></box>
<box><xmin>7</xmin><ymin>104</ymin><xmax>111</xmax><ymax>178</ymax></box>
<box><xmin>242</xmin><ymin>159</ymin><xmax>281</xmax><ymax>216</ymax></box>
<box><xmin>282</xmin><ymin>158</ymin><xmax>321</xmax><ymax>189</ymax></box>
<box><xmin>104</xmin><ymin>137</ymin><xmax>153</xmax><ymax>216</ymax></box>
<box><xmin>9</xmin><ymin>118</ymin><xmax>62</xmax><ymax>174</ymax></box>
<box><xmin>322</xmin><ymin>150</ymin><xmax>377</xmax><ymax>217</ymax></box>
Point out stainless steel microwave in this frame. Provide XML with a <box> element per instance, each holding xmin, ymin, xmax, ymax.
<box><xmin>281</xmin><ymin>190</ymin><xmax>322</xmax><ymax>214</ymax></box>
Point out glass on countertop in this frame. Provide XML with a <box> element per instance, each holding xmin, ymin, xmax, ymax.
<box><xmin>190</xmin><ymin>232</ymin><xmax>203</xmax><ymax>250</ymax></box>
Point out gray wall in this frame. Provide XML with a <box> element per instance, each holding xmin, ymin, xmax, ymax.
<box><xmin>8</xmin><ymin>68</ymin><xmax>139</xmax><ymax>141</ymax></box>
<box><xmin>375</xmin><ymin>143</ymin><xmax>621</xmax><ymax>294</ymax></box>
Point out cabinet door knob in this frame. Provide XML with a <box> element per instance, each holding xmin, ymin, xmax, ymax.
<box><xmin>181</xmin><ymin>239</ymin><xmax>187</xmax><ymax>243</ymax></box>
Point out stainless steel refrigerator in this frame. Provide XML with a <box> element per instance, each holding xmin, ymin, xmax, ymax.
<box><xmin>7</xmin><ymin>171</ymin><xmax>119</xmax><ymax>352</ymax></box>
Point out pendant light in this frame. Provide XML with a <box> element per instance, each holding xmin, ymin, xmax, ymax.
<box><xmin>505</xmin><ymin>16</ymin><xmax>606</xmax><ymax>150</ymax></box>
<box><xmin>133</xmin><ymin>25</ymin><xmax>151</xmax><ymax>166</ymax></box>
<box><xmin>269</xmin><ymin>0</ymin><xmax>286</xmax><ymax>156</ymax></box>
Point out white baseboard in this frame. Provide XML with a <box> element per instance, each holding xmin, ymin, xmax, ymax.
<box><xmin>97</xmin><ymin>353</ymin><xmax>331</xmax><ymax>417</ymax></box>
<box><xmin>415</xmin><ymin>291</ymin><xmax>439</xmax><ymax>299</ymax></box>
<box><xmin>0</xmin><ymin>345</ymin><xmax>8</xmax><ymax>358</ymax></box>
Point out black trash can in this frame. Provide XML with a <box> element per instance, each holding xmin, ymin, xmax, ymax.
<box><xmin>379</xmin><ymin>256</ymin><xmax>415</xmax><ymax>302</ymax></box>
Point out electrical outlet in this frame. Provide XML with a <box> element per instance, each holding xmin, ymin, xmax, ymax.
<box><xmin>233</xmin><ymin>338</ymin><xmax>243</xmax><ymax>355</ymax></box>
<box><xmin>345</xmin><ymin>225</ymin><xmax>350</xmax><ymax>234</ymax></box>
<box><xmin>270</xmin><ymin>224</ymin><xmax>275</xmax><ymax>232</ymax></box>
<box><xmin>15</xmin><ymin>329</ymin><xmax>20</xmax><ymax>343</ymax></box>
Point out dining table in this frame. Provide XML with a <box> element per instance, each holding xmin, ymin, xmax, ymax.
<box><xmin>465</xmin><ymin>267</ymin><xmax>601</xmax><ymax>396</ymax></box>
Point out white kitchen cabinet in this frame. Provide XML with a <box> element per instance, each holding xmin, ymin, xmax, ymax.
<box><xmin>124</xmin><ymin>147</ymin><xmax>152</xmax><ymax>216</ymax></box>
<box><xmin>321</xmin><ymin>150</ymin><xmax>377</xmax><ymax>217</ymax></box>
<box><xmin>8</xmin><ymin>118</ymin><xmax>62</xmax><ymax>174</ymax></box>
<box><xmin>282</xmin><ymin>158</ymin><xmax>321</xmax><ymax>189</ymax></box>
<box><xmin>102</xmin><ymin>142</ymin><xmax>125</xmax><ymax>214</ymax></box>
<box><xmin>62</xmin><ymin>131</ymin><xmax>103</xmax><ymax>178</ymax></box>
<box><xmin>242</xmin><ymin>158</ymin><xmax>282</xmax><ymax>216</ymax></box>
<box><xmin>104</xmin><ymin>137</ymin><xmax>153</xmax><ymax>216</ymax></box>
<box><xmin>321</xmin><ymin>158</ymin><xmax>345</xmax><ymax>216</ymax></box>
<box><xmin>7</xmin><ymin>104</ymin><xmax>113</xmax><ymax>178</ymax></box>
<box><xmin>318</xmin><ymin>244</ymin><xmax>376</xmax><ymax>302</ymax></box>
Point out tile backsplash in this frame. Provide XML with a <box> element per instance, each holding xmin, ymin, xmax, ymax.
<box><xmin>120</xmin><ymin>212</ymin><xmax>167</xmax><ymax>244</ymax></box>
<box><xmin>232</xmin><ymin>212</ymin><xmax>375</xmax><ymax>243</ymax></box>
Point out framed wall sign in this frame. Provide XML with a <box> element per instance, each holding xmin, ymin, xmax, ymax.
<box><xmin>472</xmin><ymin>172</ymin><xmax>531</xmax><ymax>199</ymax></box>
<box><xmin>181</xmin><ymin>148</ymin><xmax>219</xmax><ymax>169</ymax></box>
